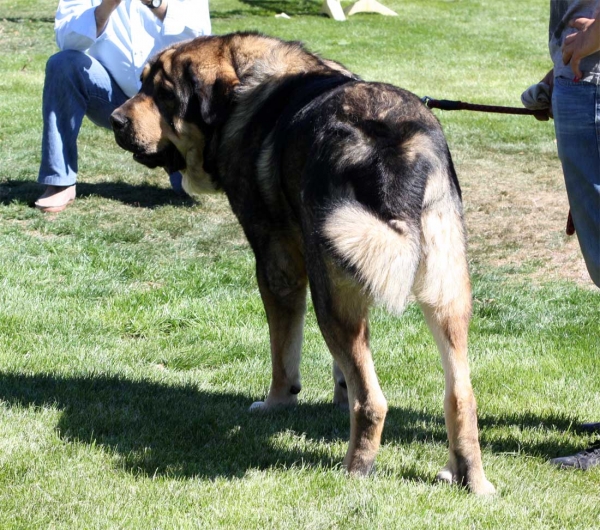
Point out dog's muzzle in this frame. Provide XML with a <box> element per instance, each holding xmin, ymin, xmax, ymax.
<box><xmin>110</xmin><ymin>110</ymin><xmax>136</xmax><ymax>151</ymax></box>
<box><xmin>110</xmin><ymin>110</ymin><xmax>186</xmax><ymax>172</ymax></box>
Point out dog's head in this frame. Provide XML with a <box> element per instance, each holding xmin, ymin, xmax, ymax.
<box><xmin>111</xmin><ymin>33</ymin><xmax>356</xmax><ymax>194</ymax></box>
<box><xmin>111</xmin><ymin>36</ymin><xmax>240</xmax><ymax>193</ymax></box>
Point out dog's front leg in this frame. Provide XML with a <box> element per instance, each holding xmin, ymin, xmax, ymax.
<box><xmin>332</xmin><ymin>361</ymin><xmax>349</xmax><ymax>409</ymax></box>
<box><xmin>250</xmin><ymin>266</ymin><xmax>308</xmax><ymax>411</ymax></box>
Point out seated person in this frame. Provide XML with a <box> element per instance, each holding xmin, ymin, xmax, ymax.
<box><xmin>36</xmin><ymin>0</ymin><xmax>211</xmax><ymax>212</ymax></box>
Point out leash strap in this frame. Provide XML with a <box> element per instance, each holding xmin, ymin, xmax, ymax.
<box><xmin>421</xmin><ymin>96</ymin><xmax>573</xmax><ymax>233</ymax></box>
<box><xmin>421</xmin><ymin>96</ymin><xmax>550</xmax><ymax>120</ymax></box>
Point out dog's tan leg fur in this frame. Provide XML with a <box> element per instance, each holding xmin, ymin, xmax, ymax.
<box><xmin>414</xmin><ymin>206</ymin><xmax>495</xmax><ymax>495</ymax></box>
<box><xmin>341</xmin><ymin>330</ymin><xmax>387</xmax><ymax>476</ymax></box>
<box><xmin>250</xmin><ymin>233</ymin><xmax>308</xmax><ymax>412</ymax></box>
<box><xmin>315</xmin><ymin>274</ymin><xmax>387</xmax><ymax>475</ymax></box>
<box><xmin>250</xmin><ymin>269</ymin><xmax>307</xmax><ymax>411</ymax></box>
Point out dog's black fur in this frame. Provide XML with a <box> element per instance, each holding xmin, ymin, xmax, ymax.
<box><xmin>111</xmin><ymin>32</ymin><xmax>495</xmax><ymax>494</ymax></box>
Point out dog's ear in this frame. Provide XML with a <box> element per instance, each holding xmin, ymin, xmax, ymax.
<box><xmin>187</xmin><ymin>63</ymin><xmax>238</xmax><ymax>127</ymax></box>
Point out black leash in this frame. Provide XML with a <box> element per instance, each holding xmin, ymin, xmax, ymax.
<box><xmin>421</xmin><ymin>96</ymin><xmax>574</xmax><ymax>233</ymax></box>
<box><xmin>421</xmin><ymin>96</ymin><xmax>550</xmax><ymax>120</ymax></box>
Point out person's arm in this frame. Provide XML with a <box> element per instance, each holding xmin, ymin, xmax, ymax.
<box><xmin>94</xmin><ymin>0</ymin><xmax>121</xmax><ymax>36</ymax></box>
<box><xmin>562</xmin><ymin>5</ymin><xmax>600</xmax><ymax>79</ymax></box>
<box><xmin>55</xmin><ymin>0</ymin><xmax>99</xmax><ymax>51</ymax></box>
<box><xmin>55</xmin><ymin>0</ymin><xmax>123</xmax><ymax>50</ymax></box>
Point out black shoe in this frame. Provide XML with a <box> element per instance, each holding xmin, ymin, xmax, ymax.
<box><xmin>550</xmin><ymin>441</ymin><xmax>600</xmax><ymax>470</ymax></box>
<box><xmin>580</xmin><ymin>422</ymin><xmax>600</xmax><ymax>433</ymax></box>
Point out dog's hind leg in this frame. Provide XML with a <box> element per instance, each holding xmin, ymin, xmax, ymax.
<box><xmin>316</xmin><ymin>201</ymin><xmax>422</xmax><ymax>473</ymax></box>
<box><xmin>250</xmin><ymin>240</ymin><xmax>308</xmax><ymax>411</ymax></box>
<box><xmin>310</xmin><ymin>267</ymin><xmax>387</xmax><ymax>475</ymax></box>
<box><xmin>413</xmin><ymin>205</ymin><xmax>495</xmax><ymax>495</ymax></box>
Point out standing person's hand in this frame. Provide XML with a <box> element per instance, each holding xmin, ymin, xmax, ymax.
<box><xmin>95</xmin><ymin>0</ymin><xmax>122</xmax><ymax>36</ymax></box>
<box><xmin>562</xmin><ymin>16</ymin><xmax>600</xmax><ymax>79</ymax></box>
<box><xmin>521</xmin><ymin>68</ymin><xmax>554</xmax><ymax>121</ymax></box>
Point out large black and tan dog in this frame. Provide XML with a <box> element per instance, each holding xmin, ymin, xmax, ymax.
<box><xmin>111</xmin><ymin>32</ymin><xmax>495</xmax><ymax>494</ymax></box>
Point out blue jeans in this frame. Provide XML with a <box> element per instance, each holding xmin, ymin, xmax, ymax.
<box><xmin>552</xmin><ymin>77</ymin><xmax>600</xmax><ymax>287</ymax></box>
<box><xmin>38</xmin><ymin>50</ymin><xmax>184</xmax><ymax>193</ymax></box>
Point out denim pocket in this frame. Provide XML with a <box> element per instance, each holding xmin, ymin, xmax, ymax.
<box><xmin>552</xmin><ymin>77</ymin><xmax>598</xmax><ymax>127</ymax></box>
<box><xmin>555</xmin><ymin>76</ymin><xmax>595</xmax><ymax>89</ymax></box>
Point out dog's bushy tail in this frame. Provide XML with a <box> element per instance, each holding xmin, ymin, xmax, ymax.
<box><xmin>322</xmin><ymin>202</ymin><xmax>421</xmax><ymax>315</ymax></box>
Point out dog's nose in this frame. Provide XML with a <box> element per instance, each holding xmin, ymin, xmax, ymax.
<box><xmin>110</xmin><ymin>111</ymin><xmax>130</xmax><ymax>132</ymax></box>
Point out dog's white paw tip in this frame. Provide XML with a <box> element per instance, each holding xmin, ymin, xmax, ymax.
<box><xmin>249</xmin><ymin>401</ymin><xmax>265</xmax><ymax>412</ymax></box>
<box><xmin>435</xmin><ymin>468</ymin><xmax>454</xmax><ymax>484</ymax></box>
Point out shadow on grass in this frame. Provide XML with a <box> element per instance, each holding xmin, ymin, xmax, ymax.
<box><xmin>0</xmin><ymin>372</ymin><xmax>583</xmax><ymax>481</ymax></box>
<box><xmin>0</xmin><ymin>16</ymin><xmax>55</xmax><ymax>23</ymax></box>
<box><xmin>0</xmin><ymin>179</ymin><xmax>195</xmax><ymax>209</ymax></box>
<box><xmin>238</xmin><ymin>0</ymin><xmax>324</xmax><ymax>16</ymax></box>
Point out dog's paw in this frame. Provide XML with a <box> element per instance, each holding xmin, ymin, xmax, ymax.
<box><xmin>249</xmin><ymin>400</ymin><xmax>267</xmax><ymax>412</ymax></box>
<box><xmin>248</xmin><ymin>394</ymin><xmax>298</xmax><ymax>412</ymax></box>
<box><xmin>435</xmin><ymin>466</ymin><xmax>496</xmax><ymax>495</ymax></box>
<box><xmin>435</xmin><ymin>466</ymin><xmax>454</xmax><ymax>485</ymax></box>
<box><xmin>471</xmin><ymin>478</ymin><xmax>496</xmax><ymax>496</ymax></box>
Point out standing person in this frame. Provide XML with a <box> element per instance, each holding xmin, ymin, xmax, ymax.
<box><xmin>551</xmin><ymin>0</ymin><xmax>600</xmax><ymax>288</ymax></box>
<box><xmin>35</xmin><ymin>0</ymin><xmax>211</xmax><ymax>212</ymax></box>
<box><xmin>523</xmin><ymin>0</ymin><xmax>600</xmax><ymax>469</ymax></box>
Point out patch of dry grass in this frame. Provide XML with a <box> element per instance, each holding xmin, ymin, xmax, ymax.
<box><xmin>457</xmin><ymin>142</ymin><xmax>592</xmax><ymax>288</ymax></box>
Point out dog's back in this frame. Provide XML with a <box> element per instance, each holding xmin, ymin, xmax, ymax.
<box><xmin>267</xmin><ymin>80</ymin><xmax>464</xmax><ymax>315</ymax></box>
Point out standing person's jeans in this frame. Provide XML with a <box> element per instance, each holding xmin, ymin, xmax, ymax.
<box><xmin>38</xmin><ymin>50</ymin><xmax>184</xmax><ymax>193</ymax></box>
<box><xmin>552</xmin><ymin>77</ymin><xmax>600</xmax><ymax>287</ymax></box>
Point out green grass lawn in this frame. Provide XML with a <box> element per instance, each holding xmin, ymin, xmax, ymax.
<box><xmin>1</xmin><ymin>0</ymin><xmax>599</xmax><ymax>528</ymax></box>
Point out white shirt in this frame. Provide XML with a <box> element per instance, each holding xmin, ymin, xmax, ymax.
<box><xmin>54</xmin><ymin>0</ymin><xmax>211</xmax><ymax>97</ymax></box>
